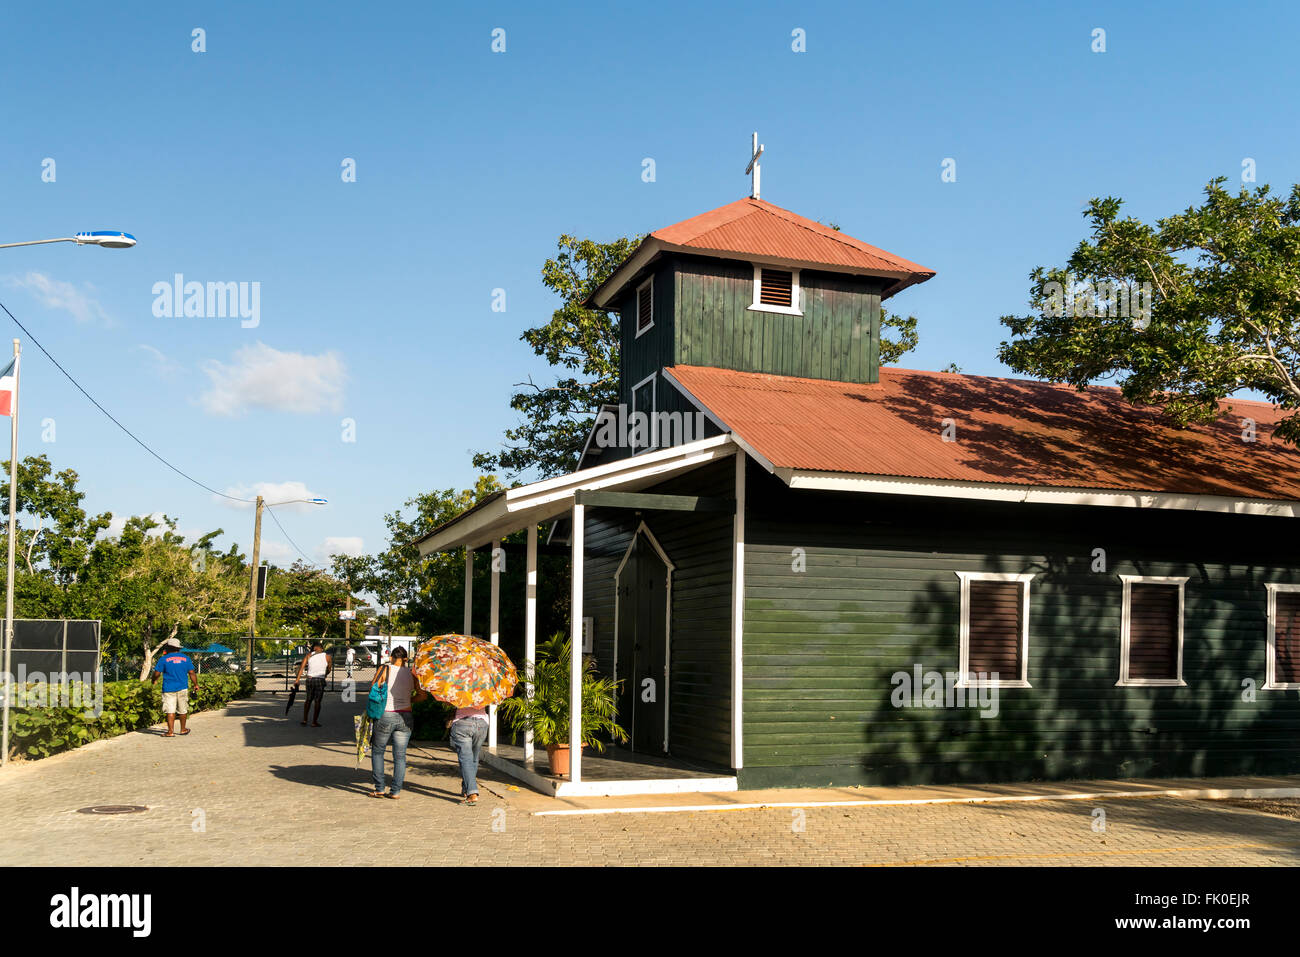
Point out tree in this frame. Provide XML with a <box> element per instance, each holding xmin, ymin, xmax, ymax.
<box><xmin>475</xmin><ymin>234</ymin><xmax>925</xmax><ymax>480</ymax></box>
<box><xmin>0</xmin><ymin>455</ymin><xmax>113</xmax><ymax>619</ymax></box>
<box><xmin>368</xmin><ymin>475</ymin><xmax>508</xmax><ymax>634</ymax></box>
<box><xmin>880</xmin><ymin>311</ymin><xmax>919</xmax><ymax>365</ymax></box>
<box><xmin>999</xmin><ymin>178</ymin><xmax>1300</xmax><ymax>442</ymax></box>
<box><xmin>473</xmin><ymin>234</ymin><xmax>640</xmax><ymax>480</ymax></box>
<box><xmin>84</xmin><ymin>516</ymin><xmax>246</xmax><ymax>678</ymax></box>
<box><xmin>259</xmin><ymin>562</ymin><xmax>352</xmax><ymax>642</ymax></box>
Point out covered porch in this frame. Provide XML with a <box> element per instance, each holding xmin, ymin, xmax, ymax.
<box><xmin>414</xmin><ymin>434</ymin><xmax>745</xmax><ymax>797</ymax></box>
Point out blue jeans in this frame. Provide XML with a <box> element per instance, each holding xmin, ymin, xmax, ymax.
<box><xmin>371</xmin><ymin>711</ymin><xmax>414</xmax><ymax>794</ymax></box>
<box><xmin>449</xmin><ymin>718</ymin><xmax>488</xmax><ymax>797</ymax></box>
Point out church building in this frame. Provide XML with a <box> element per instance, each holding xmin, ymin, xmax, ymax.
<box><xmin>417</xmin><ymin>151</ymin><xmax>1300</xmax><ymax>794</ymax></box>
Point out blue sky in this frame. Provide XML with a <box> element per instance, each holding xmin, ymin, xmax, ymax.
<box><xmin>0</xmin><ymin>0</ymin><xmax>1297</xmax><ymax>570</ymax></box>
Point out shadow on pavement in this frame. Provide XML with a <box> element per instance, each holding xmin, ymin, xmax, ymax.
<box><xmin>962</xmin><ymin>796</ymin><xmax>1300</xmax><ymax>863</ymax></box>
<box><xmin>267</xmin><ymin>763</ymin><xmax>464</xmax><ymax>804</ymax></box>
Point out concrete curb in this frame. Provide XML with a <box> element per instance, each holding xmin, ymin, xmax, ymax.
<box><xmin>531</xmin><ymin>785</ymin><xmax>1300</xmax><ymax>816</ymax></box>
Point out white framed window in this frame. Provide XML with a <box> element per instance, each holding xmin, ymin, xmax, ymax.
<box><xmin>630</xmin><ymin>371</ymin><xmax>656</xmax><ymax>454</ymax></box>
<box><xmin>1265</xmin><ymin>583</ymin><xmax>1300</xmax><ymax>690</ymax></box>
<box><xmin>635</xmin><ymin>277</ymin><xmax>654</xmax><ymax>338</ymax></box>
<box><xmin>1117</xmin><ymin>575</ymin><xmax>1188</xmax><ymax>687</ymax></box>
<box><xmin>956</xmin><ymin>571</ymin><xmax>1033</xmax><ymax>688</ymax></box>
<box><xmin>748</xmin><ymin>264</ymin><xmax>802</xmax><ymax>316</ymax></box>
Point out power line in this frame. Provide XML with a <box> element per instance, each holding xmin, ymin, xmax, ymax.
<box><xmin>265</xmin><ymin>504</ymin><xmax>320</xmax><ymax>568</ymax></box>
<box><xmin>0</xmin><ymin>296</ymin><xmax>253</xmax><ymax>503</ymax></box>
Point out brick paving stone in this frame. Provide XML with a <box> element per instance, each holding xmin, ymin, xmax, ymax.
<box><xmin>1</xmin><ymin>695</ymin><xmax>1299</xmax><ymax>865</ymax></box>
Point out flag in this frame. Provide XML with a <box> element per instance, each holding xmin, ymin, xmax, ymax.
<box><xmin>0</xmin><ymin>358</ymin><xmax>14</xmax><ymax>417</ymax></box>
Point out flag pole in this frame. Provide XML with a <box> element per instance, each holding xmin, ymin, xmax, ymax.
<box><xmin>1</xmin><ymin>338</ymin><xmax>18</xmax><ymax>768</ymax></box>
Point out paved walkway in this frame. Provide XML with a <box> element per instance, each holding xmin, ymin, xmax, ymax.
<box><xmin>1</xmin><ymin>695</ymin><xmax>1299</xmax><ymax>866</ymax></box>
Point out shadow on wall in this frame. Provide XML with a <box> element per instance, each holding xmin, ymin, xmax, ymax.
<box><xmin>861</xmin><ymin>549</ymin><xmax>1300</xmax><ymax>787</ymax></box>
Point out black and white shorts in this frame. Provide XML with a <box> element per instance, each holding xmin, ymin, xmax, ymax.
<box><xmin>305</xmin><ymin>676</ymin><xmax>326</xmax><ymax>702</ymax></box>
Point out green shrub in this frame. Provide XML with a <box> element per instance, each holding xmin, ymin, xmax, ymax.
<box><xmin>412</xmin><ymin>695</ymin><xmax>455</xmax><ymax>740</ymax></box>
<box><xmin>6</xmin><ymin>671</ymin><xmax>256</xmax><ymax>761</ymax></box>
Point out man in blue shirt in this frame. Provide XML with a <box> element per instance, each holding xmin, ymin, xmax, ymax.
<box><xmin>150</xmin><ymin>638</ymin><xmax>198</xmax><ymax>737</ymax></box>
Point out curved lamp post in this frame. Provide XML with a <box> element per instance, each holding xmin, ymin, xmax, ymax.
<box><xmin>0</xmin><ymin>231</ymin><xmax>137</xmax><ymax>250</ymax></box>
<box><xmin>0</xmin><ymin>229</ymin><xmax>135</xmax><ymax>767</ymax></box>
<box><xmin>246</xmin><ymin>496</ymin><xmax>329</xmax><ymax>671</ymax></box>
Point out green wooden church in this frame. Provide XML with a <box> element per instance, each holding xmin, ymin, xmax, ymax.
<box><xmin>418</xmin><ymin>165</ymin><xmax>1300</xmax><ymax>795</ymax></box>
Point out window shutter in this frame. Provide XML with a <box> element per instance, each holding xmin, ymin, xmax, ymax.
<box><xmin>637</xmin><ymin>282</ymin><xmax>653</xmax><ymax>331</ymax></box>
<box><xmin>1276</xmin><ymin>592</ymin><xmax>1300</xmax><ymax>684</ymax></box>
<box><xmin>759</xmin><ymin>269</ymin><xmax>793</xmax><ymax>308</ymax></box>
<box><xmin>1128</xmin><ymin>584</ymin><xmax>1179</xmax><ymax>680</ymax></box>
<box><xmin>967</xmin><ymin>580</ymin><xmax>1022</xmax><ymax>679</ymax></box>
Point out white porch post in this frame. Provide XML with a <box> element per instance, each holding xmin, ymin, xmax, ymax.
<box><xmin>489</xmin><ymin>538</ymin><xmax>500</xmax><ymax>748</ymax></box>
<box><xmin>524</xmin><ymin>524</ymin><xmax>538</xmax><ymax>762</ymax></box>
<box><xmin>463</xmin><ymin>548</ymin><xmax>474</xmax><ymax>635</ymax></box>
<box><xmin>569</xmin><ymin>502</ymin><xmax>584</xmax><ymax>782</ymax></box>
<box><xmin>731</xmin><ymin>452</ymin><xmax>746</xmax><ymax>770</ymax></box>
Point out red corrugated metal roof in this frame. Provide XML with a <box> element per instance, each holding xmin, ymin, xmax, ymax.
<box><xmin>667</xmin><ymin>364</ymin><xmax>1300</xmax><ymax>501</ymax></box>
<box><xmin>651</xmin><ymin>198</ymin><xmax>935</xmax><ymax>278</ymax></box>
<box><xmin>586</xmin><ymin>197</ymin><xmax>935</xmax><ymax>309</ymax></box>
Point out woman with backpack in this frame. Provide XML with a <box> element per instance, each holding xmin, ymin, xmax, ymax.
<box><xmin>368</xmin><ymin>646</ymin><xmax>425</xmax><ymax>799</ymax></box>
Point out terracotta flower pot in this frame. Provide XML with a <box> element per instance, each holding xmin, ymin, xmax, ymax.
<box><xmin>545</xmin><ymin>743</ymin><xmax>585</xmax><ymax>776</ymax></box>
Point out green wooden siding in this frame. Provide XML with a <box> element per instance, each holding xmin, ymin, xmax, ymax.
<box><xmin>672</xmin><ymin>256</ymin><xmax>883</xmax><ymax>383</ymax></box>
<box><xmin>617</xmin><ymin>267</ymin><xmax>675</xmax><ymax>411</ymax></box>
<box><xmin>739</xmin><ymin>462</ymin><xmax>1300</xmax><ymax>789</ymax></box>
<box><xmin>582</xmin><ymin>459</ymin><xmax>735</xmax><ymax>769</ymax></box>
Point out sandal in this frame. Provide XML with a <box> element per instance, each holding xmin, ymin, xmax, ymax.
<box><xmin>178</xmin><ymin>729</ymin><xmax>191</xmax><ymax>736</ymax></box>
<box><xmin>463</xmin><ymin>794</ymin><xmax>479</xmax><ymax>806</ymax></box>
<box><xmin>385</xmin><ymin>792</ymin><xmax>400</xmax><ymax>800</ymax></box>
<box><xmin>368</xmin><ymin>791</ymin><xmax>385</xmax><ymax>798</ymax></box>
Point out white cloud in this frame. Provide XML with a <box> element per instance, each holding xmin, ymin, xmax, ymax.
<box><xmin>103</xmin><ymin>512</ymin><xmax>202</xmax><ymax>542</ymax></box>
<box><xmin>256</xmin><ymin>541</ymin><xmax>296</xmax><ymax>565</ymax></box>
<box><xmin>200</xmin><ymin>341</ymin><xmax>346</xmax><ymax>416</ymax></box>
<box><xmin>4</xmin><ymin>271</ymin><xmax>110</xmax><ymax>324</ymax></box>
<box><xmin>216</xmin><ymin>480</ymin><xmax>327</xmax><ymax>512</ymax></box>
<box><xmin>136</xmin><ymin>343</ymin><xmax>184</xmax><ymax>379</ymax></box>
<box><xmin>320</xmin><ymin>536</ymin><xmax>364</xmax><ymax>560</ymax></box>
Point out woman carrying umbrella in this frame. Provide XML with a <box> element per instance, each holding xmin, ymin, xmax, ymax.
<box><xmin>412</xmin><ymin>634</ymin><xmax>517</xmax><ymax>807</ymax></box>
<box><xmin>369</xmin><ymin>646</ymin><xmax>426</xmax><ymax>799</ymax></box>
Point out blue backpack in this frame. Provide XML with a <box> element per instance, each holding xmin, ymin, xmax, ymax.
<box><xmin>366</xmin><ymin>666</ymin><xmax>389</xmax><ymax>719</ymax></box>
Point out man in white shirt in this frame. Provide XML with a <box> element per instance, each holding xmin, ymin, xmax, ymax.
<box><xmin>345</xmin><ymin>646</ymin><xmax>356</xmax><ymax>678</ymax></box>
<box><xmin>293</xmin><ymin>641</ymin><xmax>333</xmax><ymax>727</ymax></box>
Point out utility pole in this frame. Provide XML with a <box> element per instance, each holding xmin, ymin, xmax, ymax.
<box><xmin>246</xmin><ymin>495</ymin><xmax>264</xmax><ymax>672</ymax></box>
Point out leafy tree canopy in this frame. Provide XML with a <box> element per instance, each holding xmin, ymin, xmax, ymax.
<box><xmin>999</xmin><ymin>178</ymin><xmax>1300</xmax><ymax>442</ymax></box>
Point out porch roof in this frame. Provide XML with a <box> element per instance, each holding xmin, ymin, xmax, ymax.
<box><xmin>413</xmin><ymin>434</ymin><xmax>737</xmax><ymax>555</ymax></box>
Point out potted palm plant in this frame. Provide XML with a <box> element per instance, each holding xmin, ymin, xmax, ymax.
<box><xmin>497</xmin><ymin>633</ymin><xmax>628</xmax><ymax>776</ymax></box>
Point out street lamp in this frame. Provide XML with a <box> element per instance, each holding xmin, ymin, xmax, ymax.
<box><xmin>246</xmin><ymin>495</ymin><xmax>329</xmax><ymax>671</ymax></box>
<box><xmin>1</xmin><ymin>228</ymin><xmax>135</xmax><ymax>768</ymax></box>
<box><xmin>0</xmin><ymin>231</ymin><xmax>137</xmax><ymax>250</ymax></box>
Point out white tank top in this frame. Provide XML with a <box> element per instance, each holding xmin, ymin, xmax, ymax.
<box><xmin>305</xmin><ymin>652</ymin><xmax>329</xmax><ymax>677</ymax></box>
<box><xmin>383</xmin><ymin>666</ymin><xmax>415</xmax><ymax>712</ymax></box>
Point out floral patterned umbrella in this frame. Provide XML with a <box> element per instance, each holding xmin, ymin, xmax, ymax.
<box><xmin>412</xmin><ymin>634</ymin><xmax>518</xmax><ymax>708</ymax></box>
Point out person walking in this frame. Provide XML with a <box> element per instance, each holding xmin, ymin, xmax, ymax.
<box><xmin>369</xmin><ymin>646</ymin><xmax>424</xmax><ymax>799</ymax></box>
<box><xmin>150</xmin><ymin>638</ymin><xmax>198</xmax><ymax>737</ymax></box>
<box><xmin>345</xmin><ymin>646</ymin><xmax>356</xmax><ymax>679</ymax></box>
<box><xmin>447</xmin><ymin>705</ymin><xmax>489</xmax><ymax>806</ymax></box>
<box><xmin>293</xmin><ymin>641</ymin><xmax>333</xmax><ymax>727</ymax></box>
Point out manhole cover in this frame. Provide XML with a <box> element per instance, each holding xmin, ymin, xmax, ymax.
<box><xmin>76</xmin><ymin>805</ymin><xmax>148</xmax><ymax>815</ymax></box>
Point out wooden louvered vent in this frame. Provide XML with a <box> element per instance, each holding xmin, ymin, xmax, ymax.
<box><xmin>759</xmin><ymin>269</ymin><xmax>793</xmax><ymax>307</ymax></box>
<box><xmin>967</xmin><ymin>580</ymin><xmax>1022</xmax><ymax>679</ymax></box>
<box><xmin>637</xmin><ymin>282</ymin><xmax>653</xmax><ymax>331</ymax></box>
<box><xmin>1276</xmin><ymin>591</ymin><xmax>1300</xmax><ymax>684</ymax></box>
<box><xmin>1128</xmin><ymin>583</ymin><xmax>1179</xmax><ymax>680</ymax></box>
